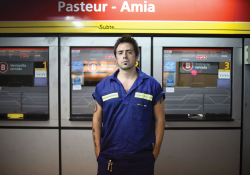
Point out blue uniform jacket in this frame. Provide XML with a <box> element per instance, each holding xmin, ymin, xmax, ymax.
<box><xmin>92</xmin><ymin>68</ymin><xmax>165</xmax><ymax>163</ymax></box>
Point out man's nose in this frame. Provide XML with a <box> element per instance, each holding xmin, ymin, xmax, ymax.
<box><xmin>122</xmin><ymin>51</ymin><xmax>127</xmax><ymax>58</ymax></box>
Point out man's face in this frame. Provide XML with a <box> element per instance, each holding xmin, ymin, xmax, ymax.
<box><xmin>116</xmin><ymin>42</ymin><xmax>138</xmax><ymax>70</ymax></box>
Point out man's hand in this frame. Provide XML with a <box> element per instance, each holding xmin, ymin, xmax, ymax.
<box><xmin>153</xmin><ymin>149</ymin><xmax>159</xmax><ymax>160</ymax></box>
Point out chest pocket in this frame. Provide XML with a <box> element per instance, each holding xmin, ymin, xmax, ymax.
<box><xmin>131</xmin><ymin>92</ymin><xmax>153</xmax><ymax>122</ymax></box>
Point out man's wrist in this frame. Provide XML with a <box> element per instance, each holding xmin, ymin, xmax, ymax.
<box><xmin>95</xmin><ymin>148</ymin><xmax>100</xmax><ymax>158</ymax></box>
<box><xmin>152</xmin><ymin>150</ymin><xmax>159</xmax><ymax>160</ymax></box>
<box><xmin>95</xmin><ymin>151</ymin><xmax>100</xmax><ymax>158</ymax></box>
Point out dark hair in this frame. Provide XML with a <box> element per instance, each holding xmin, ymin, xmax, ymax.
<box><xmin>114</xmin><ymin>34</ymin><xmax>139</xmax><ymax>57</ymax></box>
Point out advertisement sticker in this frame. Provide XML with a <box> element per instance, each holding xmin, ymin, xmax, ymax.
<box><xmin>218</xmin><ymin>69</ymin><xmax>230</xmax><ymax>79</ymax></box>
<box><xmin>72</xmin><ymin>61</ymin><xmax>84</xmax><ymax>71</ymax></box>
<box><xmin>35</xmin><ymin>68</ymin><xmax>47</xmax><ymax>77</ymax></box>
<box><xmin>217</xmin><ymin>79</ymin><xmax>230</xmax><ymax>88</ymax></box>
<box><xmin>164</xmin><ymin>61</ymin><xmax>176</xmax><ymax>72</ymax></box>
<box><xmin>34</xmin><ymin>77</ymin><xmax>47</xmax><ymax>86</ymax></box>
<box><xmin>166</xmin><ymin>72</ymin><xmax>175</xmax><ymax>86</ymax></box>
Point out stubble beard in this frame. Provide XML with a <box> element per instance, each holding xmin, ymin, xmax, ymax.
<box><xmin>117</xmin><ymin>61</ymin><xmax>135</xmax><ymax>70</ymax></box>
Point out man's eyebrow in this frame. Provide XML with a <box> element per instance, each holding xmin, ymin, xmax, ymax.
<box><xmin>118</xmin><ymin>49</ymin><xmax>133</xmax><ymax>52</ymax></box>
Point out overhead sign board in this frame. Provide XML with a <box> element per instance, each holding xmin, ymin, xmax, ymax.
<box><xmin>0</xmin><ymin>0</ymin><xmax>250</xmax><ymax>34</ymax></box>
<box><xmin>1</xmin><ymin>0</ymin><xmax>250</xmax><ymax>22</ymax></box>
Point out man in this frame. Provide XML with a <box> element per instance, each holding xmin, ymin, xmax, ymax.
<box><xmin>92</xmin><ymin>35</ymin><xmax>165</xmax><ymax>175</ymax></box>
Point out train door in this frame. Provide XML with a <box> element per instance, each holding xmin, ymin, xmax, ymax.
<box><xmin>0</xmin><ymin>37</ymin><xmax>59</xmax><ymax>175</ymax></box>
<box><xmin>60</xmin><ymin>36</ymin><xmax>151</xmax><ymax>174</ymax></box>
<box><xmin>152</xmin><ymin>37</ymin><xmax>242</xmax><ymax>175</ymax></box>
<box><xmin>242</xmin><ymin>38</ymin><xmax>250</xmax><ymax>175</ymax></box>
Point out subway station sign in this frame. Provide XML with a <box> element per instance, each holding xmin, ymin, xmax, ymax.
<box><xmin>0</xmin><ymin>0</ymin><xmax>250</xmax><ymax>34</ymax></box>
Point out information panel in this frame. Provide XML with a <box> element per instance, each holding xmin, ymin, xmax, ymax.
<box><xmin>0</xmin><ymin>48</ymin><xmax>49</xmax><ymax>120</ymax></box>
<box><xmin>163</xmin><ymin>48</ymin><xmax>232</xmax><ymax>120</ymax></box>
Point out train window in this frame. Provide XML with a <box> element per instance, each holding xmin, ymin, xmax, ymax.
<box><xmin>163</xmin><ymin>48</ymin><xmax>232</xmax><ymax>121</ymax></box>
<box><xmin>0</xmin><ymin>48</ymin><xmax>49</xmax><ymax>120</ymax></box>
<box><xmin>70</xmin><ymin>47</ymin><xmax>140</xmax><ymax>120</ymax></box>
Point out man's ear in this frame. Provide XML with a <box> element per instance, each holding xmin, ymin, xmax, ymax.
<box><xmin>136</xmin><ymin>55</ymin><xmax>139</xmax><ymax>61</ymax></box>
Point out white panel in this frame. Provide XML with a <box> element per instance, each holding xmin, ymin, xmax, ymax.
<box><xmin>242</xmin><ymin>38</ymin><xmax>250</xmax><ymax>175</ymax></box>
<box><xmin>61</xmin><ymin>37</ymin><xmax>117</xmax><ymax>46</ymax></box>
<box><xmin>0</xmin><ymin>120</ymin><xmax>58</xmax><ymax>127</ymax></box>
<box><xmin>0</xmin><ymin>129</ymin><xmax>59</xmax><ymax>175</ymax></box>
<box><xmin>61</xmin><ymin>46</ymin><xmax>70</xmax><ymax>121</ymax></box>
<box><xmin>244</xmin><ymin>46</ymin><xmax>249</xmax><ymax>64</ymax></box>
<box><xmin>49</xmin><ymin>46</ymin><xmax>59</xmax><ymax>121</ymax></box>
<box><xmin>155</xmin><ymin>130</ymin><xmax>240</xmax><ymax>175</ymax></box>
<box><xmin>153</xmin><ymin>46</ymin><xmax>163</xmax><ymax>85</ymax></box>
<box><xmin>0</xmin><ymin>37</ymin><xmax>58</xmax><ymax>46</ymax></box>
<box><xmin>165</xmin><ymin>120</ymin><xmax>241</xmax><ymax>128</ymax></box>
<box><xmin>61</xmin><ymin>121</ymin><xmax>242</xmax><ymax>128</ymax></box>
<box><xmin>153</xmin><ymin>37</ymin><xmax>242</xmax><ymax>47</ymax></box>
<box><xmin>61</xmin><ymin>130</ymin><xmax>97</xmax><ymax>175</ymax></box>
<box><xmin>135</xmin><ymin>37</ymin><xmax>151</xmax><ymax>75</ymax></box>
<box><xmin>232</xmin><ymin>47</ymin><xmax>242</xmax><ymax>120</ymax></box>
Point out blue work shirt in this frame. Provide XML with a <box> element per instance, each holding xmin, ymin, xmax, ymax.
<box><xmin>92</xmin><ymin>68</ymin><xmax>165</xmax><ymax>163</ymax></box>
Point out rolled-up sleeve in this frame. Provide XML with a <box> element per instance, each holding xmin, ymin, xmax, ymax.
<box><xmin>92</xmin><ymin>84</ymin><xmax>103</xmax><ymax>108</ymax></box>
<box><xmin>153</xmin><ymin>84</ymin><xmax>165</xmax><ymax>106</ymax></box>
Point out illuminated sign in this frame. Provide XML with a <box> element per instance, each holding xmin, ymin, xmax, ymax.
<box><xmin>225</xmin><ymin>62</ymin><xmax>230</xmax><ymax>69</ymax></box>
<box><xmin>34</xmin><ymin>77</ymin><xmax>48</xmax><ymax>86</ymax></box>
<box><xmin>72</xmin><ymin>61</ymin><xmax>84</xmax><ymax>71</ymax></box>
<box><xmin>166</xmin><ymin>73</ymin><xmax>175</xmax><ymax>86</ymax></box>
<box><xmin>1</xmin><ymin>0</ymin><xmax>250</xmax><ymax>22</ymax></box>
<box><xmin>217</xmin><ymin>79</ymin><xmax>230</xmax><ymax>88</ymax></box>
<box><xmin>182</xmin><ymin>62</ymin><xmax>193</xmax><ymax>71</ymax></box>
<box><xmin>1</xmin><ymin>1</ymin><xmax>250</xmax><ymax>34</ymax></box>
<box><xmin>0</xmin><ymin>62</ymin><xmax>33</xmax><ymax>75</ymax></box>
<box><xmin>218</xmin><ymin>69</ymin><xmax>230</xmax><ymax>79</ymax></box>
<box><xmin>197</xmin><ymin>56</ymin><xmax>207</xmax><ymax>60</ymax></box>
<box><xmin>0</xmin><ymin>62</ymin><xmax>8</xmax><ymax>73</ymax></box>
<box><xmin>88</xmin><ymin>62</ymin><xmax>99</xmax><ymax>72</ymax></box>
<box><xmin>20</xmin><ymin>55</ymin><xmax>29</xmax><ymax>58</ymax></box>
<box><xmin>164</xmin><ymin>61</ymin><xmax>176</xmax><ymax>72</ymax></box>
<box><xmin>180</xmin><ymin>62</ymin><xmax>218</xmax><ymax>74</ymax></box>
<box><xmin>105</xmin><ymin>55</ymin><xmax>115</xmax><ymax>59</ymax></box>
<box><xmin>57</xmin><ymin>1</ymin><xmax>155</xmax><ymax>13</ymax></box>
<box><xmin>35</xmin><ymin>68</ymin><xmax>47</xmax><ymax>78</ymax></box>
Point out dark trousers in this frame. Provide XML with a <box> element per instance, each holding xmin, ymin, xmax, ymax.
<box><xmin>97</xmin><ymin>158</ymin><xmax>155</xmax><ymax>175</ymax></box>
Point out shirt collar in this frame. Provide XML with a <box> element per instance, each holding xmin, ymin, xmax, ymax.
<box><xmin>110</xmin><ymin>67</ymin><xmax>148</xmax><ymax>81</ymax></box>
